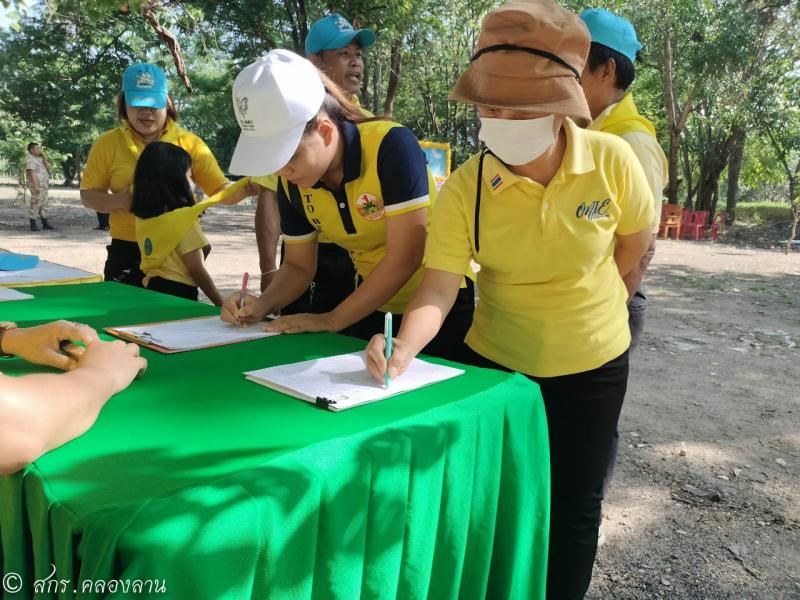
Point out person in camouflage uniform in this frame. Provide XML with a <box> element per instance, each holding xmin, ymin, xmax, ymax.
<box><xmin>25</xmin><ymin>142</ymin><xmax>54</xmax><ymax>231</ymax></box>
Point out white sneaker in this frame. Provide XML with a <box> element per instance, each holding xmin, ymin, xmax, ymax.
<box><xmin>597</xmin><ymin>524</ymin><xmax>606</xmax><ymax>547</ymax></box>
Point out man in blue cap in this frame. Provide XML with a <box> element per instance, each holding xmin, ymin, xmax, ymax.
<box><xmin>580</xmin><ymin>8</ymin><xmax>668</xmax><ymax>548</ymax></box>
<box><xmin>305</xmin><ymin>13</ymin><xmax>376</xmax><ymax>102</ymax></box>
<box><xmin>580</xmin><ymin>8</ymin><xmax>667</xmax><ymax>352</ymax></box>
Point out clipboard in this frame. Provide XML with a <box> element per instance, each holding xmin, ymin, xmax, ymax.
<box><xmin>105</xmin><ymin>315</ymin><xmax>279</xmax><ymax>354</ymax></box>
<box><xmin>0</xmin><ymin>257</ymin><xmax>101</xmax><ymax>288</ymax></box>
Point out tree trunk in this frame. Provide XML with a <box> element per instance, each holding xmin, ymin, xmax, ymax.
<box><xmin>372</xmin><ymin>54</ymin><xmax>382</xmax><ymax>115</ymax></box>
<box><xmin>661</xmin><ymin>32</ymin><xmax>695</xmax><ymax>205</ymax></box>
<box><xmin>681</xmin><ymin>139</ymin><xmax>695</xmax><ymax>209</ymax></box>
<box><xmin>696</xmin><ymin>125</ymin><xmax>743</xmax><ymax>213</ymax></box>
<box><xmin>725</xmin><ymin>129</ymin><xmax>746</xmax><ymax>222</ymax></box>
<box><xmin>361</xmin><ymin>59</ymin><xmax>370</xmax><ymax>109</ymax></box>
<box><xmin>383</xmin><ymin>38</ymin><xmax>403</xmax><ymax>115</ymax></box>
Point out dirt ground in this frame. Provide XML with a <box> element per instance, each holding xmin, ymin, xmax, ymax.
<box><xmin>2</xmin><ymin>185</ymin><xmax>799</xmax><ymax>599</ymax></box>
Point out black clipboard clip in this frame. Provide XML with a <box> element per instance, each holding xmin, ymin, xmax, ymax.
<box><xmin>315</xmin><ymin>396</ymin><xmax>338</xmax><ymax>411</ymax></box>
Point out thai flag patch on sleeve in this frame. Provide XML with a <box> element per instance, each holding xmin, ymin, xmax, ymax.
<box><xmin>490</xmin><ymin>173</ymin><xmax>503</xmax><ymax>191</ymax></box>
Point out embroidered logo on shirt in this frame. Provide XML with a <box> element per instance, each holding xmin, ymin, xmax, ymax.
<box><xmin>490</xmin><ymin>173</ymin><xmax>503</xmax><ymax>191</ymax></box>
<box><xmin>136</xmin><ymin>71</ymin><xmax>155</xmax><ymax>89</ymax></box>
<box><xmin>355</xmin><ymin>193</ymin><xmax>385</xmax><ymax>221</ymax></box>
<box><xmin>144</xmin><ymin>238</ymin><xmax>153</xmax><ymax>256</ymax></box>
<box><xmin>576</xmin><ymin>198</ymin><xmax>612</xmax><ymax>222</ymax></box>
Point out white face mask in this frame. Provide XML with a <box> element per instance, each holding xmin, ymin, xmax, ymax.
<box><xmin>478</xmin><ymin>114</ymin><xmax>556</xmax><ymax>165</ymax></box>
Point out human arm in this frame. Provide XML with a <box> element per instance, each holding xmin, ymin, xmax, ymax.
<box><xmin>621</xmin><ymin>234</ymin><xmax>656</xmax><ymax>299</ymax></box>
<box><xmin>181</xmin><ymin>248</ymin><xmax>223</xmax><ymax>306</ymax></box>
<box><xmin>220</xmin><ymin>239</ymin><xmax>318</xmax><ymax>325</ymax></box>
<box><xmin>26</xmin><ymin>169</ymin><xmax>38</xmax><ymax>193</ymax></box>
<box><xmin>614</xmin><ymin>228</ymin><xmax>652</xmax><ymax>282</ymax></box>
<box><xmin>614</xmin><ymin>144</ymin><xmax>657</xmax><ymax>285</ymax></box>
<box><xmin>255</xmin><ymin>187</ymin><xmax>281</xmax><ymax>290</ymax></box>
<box><xmin>80</xmin><ymin>188</ymin><xmax>132</xmax><ymax>213</ymax></box>
<box><xmin>0</xmin><ymin>333</ymin><xmax>145</xmax><ymax>475</ymax></box>
<box><xmin>268</xmin><ymin>208</ymin><xmax>428</xmax><ymax>334</ymax></box>
<box><xmin>1</xmin><ymin>320</ymin><xmax>98</xmax><ymax>370</ymax></box>
<box><xmin>365</xmin><ymin>268</ymin><xmax>463</xmax><ymax>382</ymax></box>
<box><xmin>266</xmin><ymin>126</ymin><xmax>433</xmax><ymax>334</ymax></box>
<box><xmin>79</xmin><ymin>134</ymin><xmax>131</xmax><ymax>213</ymax></box>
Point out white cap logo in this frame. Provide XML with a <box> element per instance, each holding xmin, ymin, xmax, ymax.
<box><xmin>136</xmin><ymin>71</ymin><xmax>155</xmax><ymax>89</ymax></box>
<box><xmin>236</xmin><ymin>95</ymin><xmax>249</xmax><ymax>118</ymax></box>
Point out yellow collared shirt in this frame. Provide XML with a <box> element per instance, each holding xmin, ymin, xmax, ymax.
<box><xmin>277</xmin><ymin>120</ymin><xmax>435</xmax><ymax>314</ymax></box>
<box><xmin>80</xmin><ymin>120</ymin><xmax>228</xmax><ymax>242</ymax></box>
<box><xmin>588</xmin><ymin>93</ymin><xmax>667</xmax><ymax>233</ymax></box>
<box><xmin>426</xmin><ymin>119</ymin><xmax>654</xmax><ymax>377</ymax></box>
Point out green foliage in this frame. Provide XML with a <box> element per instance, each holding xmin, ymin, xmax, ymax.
<box><xmin>0</xmin><ymin>0</ymin><xmax>798</xmax><ymax>207</ymax></box>
<box><xmin>735</xmin><ymin>202</ymin><xmax>793</xmax><ymax>224</ymax></box>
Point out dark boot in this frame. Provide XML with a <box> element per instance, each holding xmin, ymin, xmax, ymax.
<box><xmin>41</xmin><ymin>218</ymin><xmax>55</xmax><ymax>230</ymax></box>
<box><xmin>30</xmin><ymin>219</ymin><xmax>41</xmax><ymax>232</ymax></box>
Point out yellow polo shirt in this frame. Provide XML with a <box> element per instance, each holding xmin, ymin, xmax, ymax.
<box><xmin>588</xmin><ymin>93</ymin><xmax>667</xmax><ymax>233</ymax></box>
<box><xmin>142</xmin><ymin>223</ymin><xmax>209</xmax><ymax>288</ymax></box>
<box><xmin>278</xmin><ymin>120</ymin><xmax>436</xmax><ymax>314</ymax></box>
<box><xmin>426</xmin><ymin>118</ymin><xmax>654</xmax><ymax>377</ymax></box>
<box><xmin>80</xmin><ymin>120</ymin><xmax>228</xmax><ymax>242</ymax></box>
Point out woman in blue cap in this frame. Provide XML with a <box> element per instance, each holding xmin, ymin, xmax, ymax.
<box><xmin>80</xmin><ymin>63</ymin><xmax>254</xmax><ymax>287</ymax></box>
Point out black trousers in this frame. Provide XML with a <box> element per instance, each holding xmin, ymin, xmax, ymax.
<box><xmin>281</xmin><ymin>242</ymin><xmax>357</xmax><ymax>315</ymax></box>
<box><xmin>104</xmin><ymin>239</ymin><xmax>144</xmax><ymax>288</ymax></box>
<box><xmin>342</xmin><ymin>279</ymin><xmax>476</xmax><ymax>365</ymax></box>
<box><xmin>462</xmin><ymin>347</ymin><xmax>629</xmax><ymax>600</ymax></box>
<box><xmin>146</xmin><ymin>276</ymin><xmax>198</xmax><ymax>302</ymax></box>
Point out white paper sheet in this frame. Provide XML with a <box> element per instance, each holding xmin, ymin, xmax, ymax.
<box><xmin>0</xmin><ymin>288</ymin><xmax>34</xmax><ymax>301</ymax></box>
<box><xmin>112</xmin><ymin>316</ymin><xmax>279</xmax><ymax>350</ymax></box>
<box><xmin>0</xmin><ymin>261</ymin><xmax>98</xmax><ymax>286</ymax></box>
<box><xmin>244</xmin><ymin>351</ymin><xmax>464</xmax><ymax>411</ymax></box>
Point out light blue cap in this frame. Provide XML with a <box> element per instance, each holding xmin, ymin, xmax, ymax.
<box><xmin>305</xmin><ymin>13</ymin><xmax>376</xmax><ymax>56</ymax></box>
<box><xmin>580</xmin><ymin>9</ymin><xmax>642</xmax><ymax>63</ymax></box>
<box><xmin>122</xmin><ymin>63</ymin><xmax>168</xmax><ymax>109</ymax></box>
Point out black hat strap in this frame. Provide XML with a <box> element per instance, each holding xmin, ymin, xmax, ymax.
<box><xmin>471</xmin><ymin>44</ymin><xmax>581</xmax><ymax>83</ymax></box>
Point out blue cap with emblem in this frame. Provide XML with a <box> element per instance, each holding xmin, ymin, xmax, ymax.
<box><xmin>305</xmin><ymin>13</ymin><xmax>376</xmax><ymax>56</ymax></box>
<box><xmin>122</xmin><ymin>63</ymin><xmax>168</xmax><ymax>109</ymax></box>
<box><xmin>579</xmin><ymin>8</ymin><xmax>642</xmax><ymax>63</ymax></box>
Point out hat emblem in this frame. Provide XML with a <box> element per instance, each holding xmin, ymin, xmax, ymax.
<box><xmin>236</xmin><ymin>95</ymin><xmax>249</xmax><ymax>118</ymax></box>
<box><xmin>333</xmin><ymin>15</ymin><xmax>352</xmax><ymax>31</ymax></box>
<box><xmin>136</xmin><ymin>71</ymin><xmax>155</xmax><ymax>89</ymax></box>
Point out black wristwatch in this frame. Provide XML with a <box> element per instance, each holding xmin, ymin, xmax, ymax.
<box><xmin>0</xmin><ymin>322</ymin><xmax>18</xmax><ymax>357</ymax></box>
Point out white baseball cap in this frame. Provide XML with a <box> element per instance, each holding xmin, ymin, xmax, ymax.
<box><xmin>229</xmin><ymin>49</ymin><xmax>326</xmax><ymax>176</ymax></box>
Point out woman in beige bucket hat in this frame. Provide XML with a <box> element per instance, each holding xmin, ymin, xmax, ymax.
<box><xmin>366</xmin><ymin>1</ymin><xmax>655</xmax><ymax>597</ymax></box>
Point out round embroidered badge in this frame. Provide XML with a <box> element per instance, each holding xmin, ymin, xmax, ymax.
<box><xmin>144</xmin><ymin>238</ymin><xmax>153</xmax><ymax>256</ymax></box>
<box><xmin>355</xmin><ymin>193</ymin><xmax>385</xmax><ymax>221</ymax></box>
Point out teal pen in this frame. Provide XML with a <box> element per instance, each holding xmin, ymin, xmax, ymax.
<box><xmin>384</xmin><ymin>312</ymin><xmax>392</xmax><ymax>388</ymax></box>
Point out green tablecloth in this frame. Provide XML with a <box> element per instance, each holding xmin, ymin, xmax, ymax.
<box><xmin>0</xmin><ymin>283</ymin><xmax>549</xmax><ymax>599</ymax></box>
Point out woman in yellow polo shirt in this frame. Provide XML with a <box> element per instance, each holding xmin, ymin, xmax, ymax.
<box><xmin>220</xmin><ymin>50</ymin><xmax>473</xmax><ymax>362</ymax></box>
<box><xmin>80</xmin><ymin>63</ymin><xmax>252</xmax><ymax>287</ymax></box>
<box><xmin>365</xmin><ymin>2</ymin><xmax>653</xmax><ymax>598</ymax></box>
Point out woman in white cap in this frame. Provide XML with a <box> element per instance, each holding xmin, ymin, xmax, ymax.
<box><xmin>221</xmin><ymin>49</ymin><xmax>474</xmax><ymax>362</ymax></box>
<box><xmin>365</xmin><ymin>1</ymin><xmax>653</xmax><ymax>597</ymax></box>
<box><xmin>80</xmin><ymin>63</ymin><xmax>254</xmax><ymax>287</ymax></box>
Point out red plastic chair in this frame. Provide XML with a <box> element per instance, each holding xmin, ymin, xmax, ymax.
<box><xmin>659</xmin><ymin>204</ymin><xmax>683</xmax><ymax>240</ymax></box>
<box><xmin>682</xmin><ymin>210</ymin><xmax>710</xmax><ymax>240</ymax></box>
<box><xmin>679</xmin><ymin>209</ymin><xmax>694</xmax><ymax>239</ymax></box>
<box><xmin>710</xmin><ymin>212</ymin><xmax>729</xmax><ymax>241</ymax></box>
